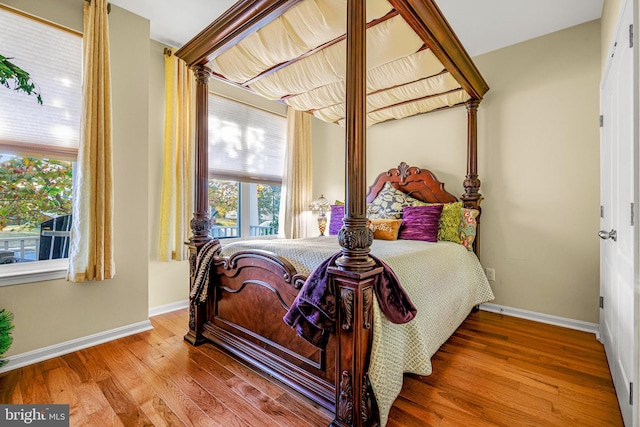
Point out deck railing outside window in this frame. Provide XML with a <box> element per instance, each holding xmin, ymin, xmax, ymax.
<box><xmin>210</xmin><ymin>225</ymin><xmax>277</xmax><ymax>239</ymax></box>
<box><xmin>0</xmin><ymin>226</ymin><xmax>279</xmax><ymax>262</ymax></box>
<box><xmin>0</xmin><ymin>237</ymin><xmax>40</xmax><ymax>263</ymax></box>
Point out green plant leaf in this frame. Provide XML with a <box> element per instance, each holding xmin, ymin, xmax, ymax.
<box><xmin>0</xmin><ymin>54</ymin><xmax>43</xmax><ymax>105</ymax></box>
<box><xmin>0</xmin><ymin>309</ymin><xmax>15</xmax><ymax>368</ymax></box>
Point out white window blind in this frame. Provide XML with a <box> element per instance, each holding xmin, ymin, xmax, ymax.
<box><xmin>0</xmin><ymin>6</ymin><xmax>82</xmax><ymax>161</ymax></box>
<box><xmin>208</xmin><ymin>94</ymin><xmax>286</xmax><ymax>185</ymax></box>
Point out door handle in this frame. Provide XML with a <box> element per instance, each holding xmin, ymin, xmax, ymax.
<box><xmin>598</xmin><ymin>229</ymin><xmax>617</xmax><ymax>241</ymax></box>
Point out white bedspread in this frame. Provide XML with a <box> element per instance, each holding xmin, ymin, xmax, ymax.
<box><xmin>221</xmin><ymin>236</ymin><xmax>494</xmax><ymax>426</ymax></box>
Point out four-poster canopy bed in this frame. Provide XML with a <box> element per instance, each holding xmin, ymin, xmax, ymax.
<box><xmin>175</xmin><ymin>0</ymin><xmax>491</xmax><ymax>426</ymax></box>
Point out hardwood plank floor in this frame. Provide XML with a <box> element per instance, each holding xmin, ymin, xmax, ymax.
<box><xmin>0</xmin><ymin>309</ymin><xmax>623</xmax><ymax>426</ymax></box>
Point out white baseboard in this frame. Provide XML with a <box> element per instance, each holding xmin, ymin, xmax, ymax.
<box><xmin>149</xmin><ymin>299</ymin><xmax>189</xmax><ymax>317</ymax></box>
<box><xmin>480</xmin><ymin>303</ymin><xmax>600</xmax><ymax>339</ymax></box>
<box><xmin>0</xmin><ymin>320</ymin><xmax>153</xmax><ymax>373</ymax></box>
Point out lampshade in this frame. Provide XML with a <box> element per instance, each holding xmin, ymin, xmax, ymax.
<box><xmin>309</xmin><ymin>195</ymin><xmax>330</xmax><ymax>214</ymax></box>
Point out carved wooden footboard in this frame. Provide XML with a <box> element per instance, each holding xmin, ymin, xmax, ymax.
<box><xmin>191</xmin><ymin>247</ymin><xmax>338</xmax><ymax>410</ymax></box>
<box><xmin>186</xmin><ymin>244</ymin><xmax>383</xmax><ymax>424</ymax></box>
<box><xmin>186</xmin><ymin>242</ymin><xmax>387</xmax><ymax>419</ymax></box>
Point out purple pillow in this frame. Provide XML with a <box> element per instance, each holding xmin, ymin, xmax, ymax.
<box><xmin>398</xmin><ymin>204</ymin><xmax>444</xmax><ymax>241</ymax></box>
<box><xmin>329</xmin><ymin>205</ymin><xmax>344</xmax><ymax>235</ymax></box>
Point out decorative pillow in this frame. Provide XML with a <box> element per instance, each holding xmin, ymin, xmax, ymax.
<box><xmin>398</xmin><ymin>205</ymin><xmax>443</xmax><ymax>242</ymax></box>
<box><xmin>368</xmin><ymin>219</ymin><xmax>402</xmax><ymax>240</ymax></box>
<box><xmin>424</xmin><ymin>201</ymin><xmax>463</xmax><ymax>242</ymax></box>
<box><xmin>459</xmin><ymin>208</ymin><xmax>479</xmax><ymax>251</ymax></box>
<box><xmin>329</xmin><ymin>205</ymin><xmax>344</xmax><ymax>235</ymax></box>
<box><xmin>367</xmin><ymin>182</ymin><xmax>426</xmax><ymax>219</ymax></box>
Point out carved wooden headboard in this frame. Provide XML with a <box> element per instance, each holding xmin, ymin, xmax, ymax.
<box><xmin>366</xmin><ymin>162</ymin><xmax>458</xmax><ymax>204</ymax></box>
<box><xmin>366</xmin><ymin>162</ymin><xmax>481</xmax><ymax>255</ymax></box>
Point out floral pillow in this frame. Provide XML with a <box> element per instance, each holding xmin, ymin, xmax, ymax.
<box><xmin>367</xmin><ymin>182</ymin><xmax>426</xmax><ymax>219</ymax></box>
<box><xmin>368</xmin><ymin>219</ymin><xmax>402</xmax><ymax>240</ymax></box>
<box><xmin>459</xmin><ymin>208</ymin><xmax>479</xmax><ymax>251</ymax></box>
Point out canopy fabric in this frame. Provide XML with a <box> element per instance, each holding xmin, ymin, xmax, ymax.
<box><xmin>205</xmin><ymin>0</ymin><xmax>473</xmax><ymax>126</ymax></box>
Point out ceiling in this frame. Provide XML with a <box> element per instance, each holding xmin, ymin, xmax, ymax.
<box><xmin>108</xmin><ymin>0</ymin><xmax>604</xmax><ymax>57</ymax></box>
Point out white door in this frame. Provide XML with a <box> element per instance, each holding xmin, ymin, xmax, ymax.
<box><xmin>600</xmin><ymin>1</ymin><xmax>637</xmax><ymax>426</ymax></box>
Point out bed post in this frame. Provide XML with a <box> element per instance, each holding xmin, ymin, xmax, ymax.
<box><xmin>461</xmin><ymin>98</ymin><xmax>482</xmax><ymax>256</ymax></box>
<box><xmin>185</xmin><ymin>65</ymin><xmax>217</xmax><ymax>346</ymax></box>
<box><xmin>329</xmin><ymin>0</ymin><xmax>381</xmax><ymax>426</ymax></box>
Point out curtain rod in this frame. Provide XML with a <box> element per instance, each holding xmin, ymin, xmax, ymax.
<box><xmin>84</xmin><ymin>0</ymin><xmax>111</xmax><ymax>14</ymax></box>
<box><xmin>164</xmin><ymin>48</ymin><xmax>172</xmax><ymax>57</ymax></box>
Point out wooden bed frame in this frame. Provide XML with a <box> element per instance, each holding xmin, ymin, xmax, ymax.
<box><xmin>175</xmin><ymin>1</ymin><xmax>488</xmax><ymax>426</ymax></box>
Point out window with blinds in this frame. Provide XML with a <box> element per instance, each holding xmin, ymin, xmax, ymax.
<box><xmin>207</xmin><ymin>94</ymin><xmax>285</xmax><ymax>239</ymax></box>
<box><xmin>208</xmin><ymin>93</ymin><xmax>286</xmax><ymax>185</ymax></box>
<box><xmin>0</xmin><ymin>5</ymin><xmax>82</xmax><ymax>161</ymax></box>
<box><xmin>0</xmin><ymin>5</ymin><xmax>81</xmax><ymax>270</ymax></box>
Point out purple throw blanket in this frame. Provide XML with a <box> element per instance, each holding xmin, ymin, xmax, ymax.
<box><xmin>283</xmin><ymin>252</ymin><xmax>417</xmax><ymax>349</ymax></box>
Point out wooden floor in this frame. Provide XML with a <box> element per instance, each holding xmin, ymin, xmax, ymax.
<box><xmin>0</xmin><ymin>309</ymin><xmax>623</xmax><ymax>426</ymax></box>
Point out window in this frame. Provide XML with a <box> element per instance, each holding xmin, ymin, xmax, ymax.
<box><xmin>208</xmin><ymin>94</ymin><xmax>286</xmax><ymax>239</ymax></box>
<box><xmin>0</xmin><ymin>156</ymin><xmax>73</xmax><ymax>261</ymax></box>
<box><xmin>0</xmin><ymin>5</ymin><xmax>82</xmax><ymax>282</ymax></box>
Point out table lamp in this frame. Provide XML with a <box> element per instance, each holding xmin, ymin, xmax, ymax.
<box><xmin>309</xmin><ymin>195</ymin><xmax>331</xmax><ymax>236</ymax></box>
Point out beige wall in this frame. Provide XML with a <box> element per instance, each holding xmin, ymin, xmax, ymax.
<box><xmin>311</xmin><ymin>118</ymin><xmax>345</xmax><ymax>206</ymax></box>
<box><xmin>313</xmin><ymin>20</ymin><xmax>602</xmax><ymax>323</ymax></box>
<box><xmin>472</xmin><ymin>20</ymin><xmax>601</xmax><ymax>323</ymax></box>
<box><xmin>0</xmin><ymin>0</ymin><xmax>150</xmax><ymax>355</ymax></box>
<box><xmin>601</xmin><ymin>0</ymin><xmax>623</xmax><ymax>68</ymax></box>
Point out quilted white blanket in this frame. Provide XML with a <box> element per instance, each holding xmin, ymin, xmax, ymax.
<box><xmin>221</xmin><ymin>237</ymin><xmax>494</xmax><ymax>426</ymax></box>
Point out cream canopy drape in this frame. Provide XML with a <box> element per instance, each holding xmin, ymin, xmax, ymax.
<box><xmin>67</xmin><ymin>0</ymin><xmax>114</xmax><ymax>282</ymax></box>
<box><xmin>278</xmin><ymin>107</ymin><xmax>312</xmax><ymax>239</ymax></box>
<box><xmin>205</xmin><ymin>0</ymin><xmax>473</xmax><ymax>127</ymax></box>
<box><xmin>158</xmin><ymin>49</ymin><xmax>194</xmax><ymax>261</ymax></box>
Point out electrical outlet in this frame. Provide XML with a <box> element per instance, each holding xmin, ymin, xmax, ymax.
<box><xmin>485</xmin><ymin>268</ymin><xmax>495</xmax><ymax>281</ymax></box>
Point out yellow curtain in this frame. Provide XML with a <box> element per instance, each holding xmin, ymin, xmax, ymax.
<box><xmin>158</xmin><ymin>49</ymin><xmax>194</xmax><ymax>261</ymax></box>
<box><xmin>279</xmin><ymin>107</ymin><xmax>312</xmax><ymax>239</ymax></box>
<box><xmin>67</xmin><ymin>0</ymin><xmax>114</xmax><ymax>282</ymax></box>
